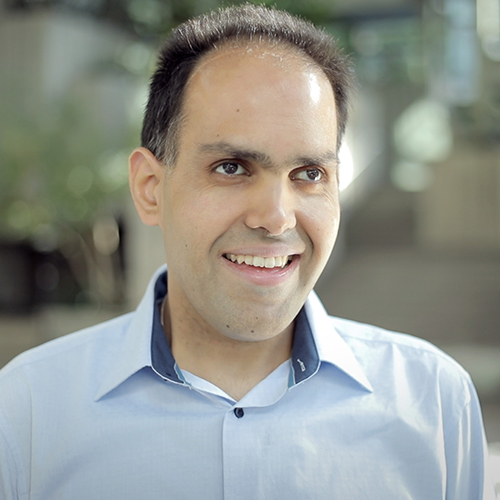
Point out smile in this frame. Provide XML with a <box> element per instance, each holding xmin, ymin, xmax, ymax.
<box><xmin>224</xmin><ymin>254</ymin><xmax>292</xmax><ymax>269</ymax></box>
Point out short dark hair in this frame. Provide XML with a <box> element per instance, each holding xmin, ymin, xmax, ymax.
<box><xmin>141</xmin><ymin>3</ymin><xmax>355</xmax><ymax>165</ymax></box>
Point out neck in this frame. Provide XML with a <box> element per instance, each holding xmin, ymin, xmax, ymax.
<box><xmin>161</xmin><ymin>297</ymin><xmax>294</xmax><ymax>401</ymax></box>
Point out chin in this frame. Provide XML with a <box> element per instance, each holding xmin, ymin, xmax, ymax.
<box><xmin>220</xmin><ymin>318</ymin><xmax>293</xmax><ymax>343</ymax></box>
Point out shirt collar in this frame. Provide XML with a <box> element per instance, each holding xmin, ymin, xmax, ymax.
<box><xmin>305</xmin><ymin>291</ymin><xmax>373</xmax><ymax>392</ymax></box>
<box><xmin>149</xmin><ymin>273</ymin><xmax>184</xmax><ymax>383</ymax></box>
<box><xmin>94</xmin><ymin>266</ymin><xmax>168</xmax><ymax>401</ymax></box>
<box><xmin>95</xmin><ymin>266</ymin><xmax>372</xmax><ymax>400</ymax></box>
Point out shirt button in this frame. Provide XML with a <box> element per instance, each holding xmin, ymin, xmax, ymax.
<box><xmin>234</xmin><ymin>407</ymin><xmax>244</xmax><ymax>418</ymax></box>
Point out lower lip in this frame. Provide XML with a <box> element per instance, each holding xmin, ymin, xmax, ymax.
<box><xmin>221</xmin><ymin>255</ymin><xmax>299</xmax><ymax>286</ymax></box>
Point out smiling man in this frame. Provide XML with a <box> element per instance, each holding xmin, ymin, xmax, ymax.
<box><xmin>130</xmin><ymin>37</ymin><xmax>341</xmax><ymax>401</ymax></box>
<box><xmin>0</xmin><ymin>4</ymin><xmax>496</xmax><ymax>500</ymax></box>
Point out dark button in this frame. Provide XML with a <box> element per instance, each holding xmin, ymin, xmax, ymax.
<box><xmin>234</xmin><ymin>407</ymin><xmax>244</xmax><ymax>418</ymax></box>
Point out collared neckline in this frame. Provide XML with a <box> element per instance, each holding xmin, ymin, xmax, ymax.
<box><xmin>148</xmin><ymin>271</ymin><xmax>321</xmax><ymax>388</ymax></box>
<box><xmin>305</xmin><ymin>292</ymin><xmax>373</xmax><ymax>393</ymax></box>
<box><xmin>95</xmin><ymin>266</ymin><xmax>373</xmax><ymax>400</ymax></box>
<box><xmin>94</xmin><ymin>266</ymin><xmax>168</xmax><ymax>401</ymax></box>
<box><xmin>149</xmin><ymin>273</ymin><xmax>184</xmax><ymax>384</ymax></box>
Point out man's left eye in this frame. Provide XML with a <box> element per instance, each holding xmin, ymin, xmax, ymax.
<box><xmin>293</xmin><ymin>168</ymin><xmax>323</xmax><ymax>182</ymax></box>
<box><xmin>215</xmin><ymin>162</ymin><xmax>246</xmax><ymax>176</ymax></box>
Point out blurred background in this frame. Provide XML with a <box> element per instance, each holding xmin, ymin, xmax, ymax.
<box><xmin>0</xmin><ymin>0</ymin><xmax>499</xmax><ymax>480</ymax></box>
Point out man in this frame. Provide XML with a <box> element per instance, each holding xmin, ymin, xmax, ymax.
<box><xmin>0</xmin><ymin>4</ymin><xmax>496</xmax><ymax>499</ymax></box>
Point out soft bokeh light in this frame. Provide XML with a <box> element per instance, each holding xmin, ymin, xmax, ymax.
<box><xmin>393</xmin><ymin>99</ymin><xmax>453</xmax><ymax>164</ymax></box>
<box><xmin>338</xmin><ymin>142</ymin><xmax>354</xmax><ymax>192</ymax></box>
<box><xmin>93</xmin><ymin>215</ymin><xmax>120</xmax><ymax>256</ymax></box>
<box><xmin>391</xmin><ymin>160</ymin><xmax>434</xmax><ymax>193</ymax></box>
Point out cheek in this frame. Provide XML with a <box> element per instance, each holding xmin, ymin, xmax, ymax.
<box><xmin>166</xmin><ymin>188</ymin><xmax>239</xmax><ymax>248</ymax></box>
<box><xmin>165</xmin><ymin>183</ymin><xmax>216</xmax><ymax>226</ymax></box>
<box><xmin>299</xmin><ymin>194</ymin><xmax>340</xmax><ymax>250</ymax></box>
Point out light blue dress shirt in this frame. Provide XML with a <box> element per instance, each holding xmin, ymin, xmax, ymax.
<box><xmin>0</xmin><ymin>266</ymin><xmax>496</xmax><ymax>499</ymax></box>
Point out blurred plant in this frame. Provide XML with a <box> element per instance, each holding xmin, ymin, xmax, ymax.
<box><xmin>2</xmin><ymin>99</ymin><xmax>122</xmax><ymax>234</ymax></box>
<box><xmin>0</xmin><ymin>69</ymin><xmax>141</xmax><ymax>305</ymax></box>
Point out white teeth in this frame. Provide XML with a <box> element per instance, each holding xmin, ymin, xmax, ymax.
<box><xmin>265</xmin><ymin>257</ymin><xmax>275</xmax><ymax>268</ymax></box>
<box><xmin>253</xmin><ymin>256</ymin><xmax>265</xmax><ymax>267</ymax></box>
<box><xmin>226</xmin><ymin>254</ymin><xmax>290</xmax><ymax>268</ymax></box>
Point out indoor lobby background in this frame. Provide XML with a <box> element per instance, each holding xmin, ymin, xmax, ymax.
<box><xmin>1</xmin><ymin>0</ymin><xmax>499</xmax><ymax>490</ymax></box>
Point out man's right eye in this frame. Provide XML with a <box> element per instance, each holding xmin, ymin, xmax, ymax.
<box><xmin>215</xmin><ymin>162</ymin><xmax>247</xmax><ymax>176</ymax></box>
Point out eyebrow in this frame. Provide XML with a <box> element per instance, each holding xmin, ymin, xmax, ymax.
<box><xmin>199</xmin><ymin>142</ymin><xmax>274</xmax><ymax>168</ymax></box>
<box><xmin>198</xmin><ymin>141</ymin><xmax>339</xmax><ymax>169</ymax></box>
<box><xmin>293</xmin><ymin>151</ymin><xmax>339</xmax><ymax>168</ymax></box>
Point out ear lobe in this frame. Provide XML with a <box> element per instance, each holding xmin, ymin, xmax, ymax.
<box><xmin>129</xmin><ymin>147</ymin><xmax>163</xmax><ymax>226</ymax></box>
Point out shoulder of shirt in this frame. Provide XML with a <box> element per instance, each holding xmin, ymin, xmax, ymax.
<box><xmin>0</xmin><ymin>312</ymin><xmax>134</xmax><ymax>380</ymax></box>
<box><xmin>327</xmin><ymin>314</ymin><xmax>472</xmax><ymax>383</ymax></box>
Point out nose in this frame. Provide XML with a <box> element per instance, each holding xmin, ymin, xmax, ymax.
<box><xmin>244</xmin><ymin>177</ymin><xmax>297</xmax><ymax>236</ymax></box>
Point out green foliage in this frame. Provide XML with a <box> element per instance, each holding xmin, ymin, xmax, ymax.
<box><xmin>0</xmin><ymin>81</ymin><xmax>134</xmax><ymax>241</ymax></box>
<box><xmin>125</xmin><ymin>0</ymin><xmax>338</xmax><ymax>38</ymax></box>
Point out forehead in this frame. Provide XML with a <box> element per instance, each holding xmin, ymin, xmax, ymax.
<box><xmin>193</xmin><ymin>40</ymin><xmax>316</xmax><ymax>73</ymax></box>
<box><xmin>182</xmin><ymin>42</ymin><xmax>336</xmax><ymax>121</ymax></box>
<box><xmin>176</xmin><ymin>42</ymin><xmax>338</xmax><ymax>160</ymax></box>
<box><xmin>187</xmin><ymin>41</ymin><xmax>327</xmax><ymax>93</ymax></box>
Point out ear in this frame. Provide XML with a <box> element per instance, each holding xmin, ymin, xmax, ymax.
<box><xmin>129</xmin><ymin>147</ymin><xmax>163</xmax><ymax>226</ymax></box>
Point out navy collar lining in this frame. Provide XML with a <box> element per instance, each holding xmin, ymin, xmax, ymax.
<box><xmin>150</xmin><ymin>273</ymin><xmax>183</xmax><ymax>383</ymax></box>
<box><xmin>291</xmin><ymin>307</ymin><xmax>319</xmax><ymax>384</ymax></box>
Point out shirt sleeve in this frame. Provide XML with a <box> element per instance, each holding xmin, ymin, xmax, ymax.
<box><xmin>444</xmin><ymin>377</ymin><xmax>498</xmax><ymax>500</ymax></box>
<box><xmin>0</xmin><ymin>366</ymin><xmax>30</xmax><ymax>500</ymax></box>
<box><xmin>0</xmin><ymin>415</ymin><xmax>22</xmax><ymax>500</ymax></box>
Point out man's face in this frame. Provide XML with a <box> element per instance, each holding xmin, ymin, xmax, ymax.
<box><xmin>158</xmin><ymin>44</ymin><xmax>340</xmax><ymax>342</ymax></box>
